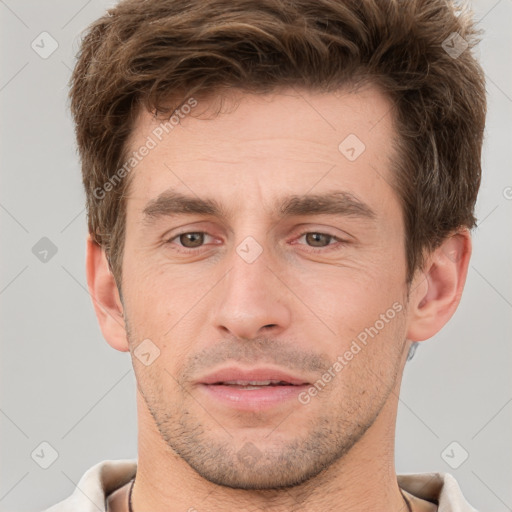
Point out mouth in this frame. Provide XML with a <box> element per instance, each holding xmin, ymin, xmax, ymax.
<box><xmin>197</xmin><ymin>367</ymin><xmax>310</xmax><ymax>411</ymax></box>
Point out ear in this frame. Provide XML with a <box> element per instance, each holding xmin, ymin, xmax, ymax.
<box><xmin>406</xmin><ymin>230</ymin><xmax>472</xmax><ymax>342</ymax></box>
<box><xmin>85</xmin><ymin>234</ymin><xmax>129</xmax><ymax>352</ymax></box>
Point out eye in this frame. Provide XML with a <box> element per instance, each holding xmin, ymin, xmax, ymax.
<box><xmin>166</xmin><ymin>231</ymin><xmax>216</xmax><ymax>252</ymax></box>
<box><xmin>295</xmin><ymin>231</ymin><xmax>347</xmax><ymax>252</ymax></box>
<box><xmin>165</xmin><ymin>230</ymin><xmax>348</xmax><ymax>255</ymax></box>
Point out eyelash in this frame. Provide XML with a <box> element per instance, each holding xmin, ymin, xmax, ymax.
<box><xmin>165</xmin><ymin>230</ymin><xmax>347</xmax><ymax>255</ymax></box>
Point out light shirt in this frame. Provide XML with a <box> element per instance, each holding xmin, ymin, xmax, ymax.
<box><xmin>41</xmin><ymin>459</ymin><xmax>478</xmax><ymax>512</ymax></box>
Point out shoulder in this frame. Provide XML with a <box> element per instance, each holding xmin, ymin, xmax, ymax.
<box><xmin>398</xmin><ymin>472</ymin><xmax>478</xmax><ymax>511</ymax></box>
<box><xmin>42</xmin><ymin>459</ymin><xmax>137</xmax><ymax>512</ymax></box>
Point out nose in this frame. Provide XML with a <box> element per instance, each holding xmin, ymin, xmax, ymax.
<box><xmin>211</xmin><ymin>240</ymin><xmax>291</xmax><ymax>341</ymax></box>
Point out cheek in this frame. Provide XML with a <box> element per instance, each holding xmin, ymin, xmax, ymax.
<box><xmin>291</xmin><ymin>265</ymin><xmax>408</xmax><ymax>393</ymax></box>
<box><xmin>325</xmin><ymin>305</ymin><xmax>407</xmax><ymax>407</ymax></box>
<box><xmin>121</xmin><ymin>257</ymin><xmax>209</xmax><ymax>362</ymax></box>
<box><xmin>291</xmin><ymin>263</ymin><xmax>406</xmax><ymax>331</ymax></box>
<box><xmin>122</xmin><ymin>254</ymin><xmax>183</xmax><ymax>318</ymax></box>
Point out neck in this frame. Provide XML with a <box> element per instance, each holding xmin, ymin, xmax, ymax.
<box><xmin>131</xmin><ymin>389</ymin><xmax>407</xmax><ymax>512</ymax></box>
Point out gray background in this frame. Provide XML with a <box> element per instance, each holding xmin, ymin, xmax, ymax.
<box><xmin>0</xmin><ymin>0</ymin><xmax>511</xmax><ymax>510</ymax></box>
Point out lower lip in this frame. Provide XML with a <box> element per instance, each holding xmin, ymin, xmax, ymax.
<box><xmin>198</xmin><ymin>383</ymin><xmax>309</xmax><ymax>411</ymax></box>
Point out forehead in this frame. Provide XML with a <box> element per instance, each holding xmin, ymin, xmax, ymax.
<box><xmin>124</xmin><ymin>85</ymin><xmax>398</xmax><ymax>215</ymax></box>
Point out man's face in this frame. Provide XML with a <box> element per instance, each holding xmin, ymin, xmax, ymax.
<box><xmin>121</xmin><ymin>86</ymin><xmax>411</xmax><ymax>489</ymax></box>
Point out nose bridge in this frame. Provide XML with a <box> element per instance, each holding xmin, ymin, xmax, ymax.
<box><xmin>212</xmin><ymin>231</ymin><xmax>291</xmax><ymax>340</ymax></box>
<box><xmin>231</xmin><ymin>235</ymin><xmax>271</xmax><ymax>301</ymax></box>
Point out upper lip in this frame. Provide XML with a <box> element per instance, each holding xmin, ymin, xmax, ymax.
<box><xmin>198</xmin><ymin>366</ymin><xmax>310</xmax><ymax>386</ymax></box>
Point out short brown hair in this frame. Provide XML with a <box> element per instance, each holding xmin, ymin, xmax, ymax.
<box><xmin>69</xmin><ymin>0</ymin><xmax>486</xmax><ymax>287</ymax></box>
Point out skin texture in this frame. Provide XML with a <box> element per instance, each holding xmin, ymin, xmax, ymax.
<box><xmin>89</xmin><ymin>86</ymin><xmax>471</xmax><ymax>512</ymax></box>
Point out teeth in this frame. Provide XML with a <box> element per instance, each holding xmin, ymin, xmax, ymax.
<box><xmin>222</xmin><ymin>380</ymin><xmax>289</xmax><ymax>386</ymax></box>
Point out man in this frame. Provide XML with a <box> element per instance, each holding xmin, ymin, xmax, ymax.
<box><xmin>45</xmin><ymin>0</ymin><xmax>486</xmax><ymax>510</ymax></box>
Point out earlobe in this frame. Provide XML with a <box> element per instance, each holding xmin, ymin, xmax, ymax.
<box><xmin>85</xmin><ymin>234</ymin><xmax>130</xmax><ymax>352</ymax></box>
<box><xmin>406</xmin><ymin>230</ymin><xmax>472</xmax><ymax>342</ymax></box>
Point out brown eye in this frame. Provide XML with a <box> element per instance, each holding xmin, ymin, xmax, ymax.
<box><xmin>179</xmin><ymin>232</ymin><xmax>205</xmax><ymax>248</ymax></box>
<box><xmin>304</xmin><ymin>232</ymin><xmax>334</xmax><ymax>247</ymax></box>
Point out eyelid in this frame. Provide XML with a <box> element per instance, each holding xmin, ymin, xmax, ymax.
<box><xmin>290</xmin><ymin>222</ymin><xmax>354</xmax><ymax>241</ymax></box>
<box><xmin>162</xmin><ymin>220</ymin><xmax>223</xmax><ymax>243</ymax></box>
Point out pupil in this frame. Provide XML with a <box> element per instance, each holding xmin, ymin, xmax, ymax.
<box><xmin>181</xmin><ymin>232</ymin><xmax>203</xmax><ymax>247</ymax></box>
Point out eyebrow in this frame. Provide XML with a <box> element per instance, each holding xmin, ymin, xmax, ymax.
<box><xmin>141</xmin><ymin>189</ymin><xmax>376</xmax><ymax>224</ymax></box>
